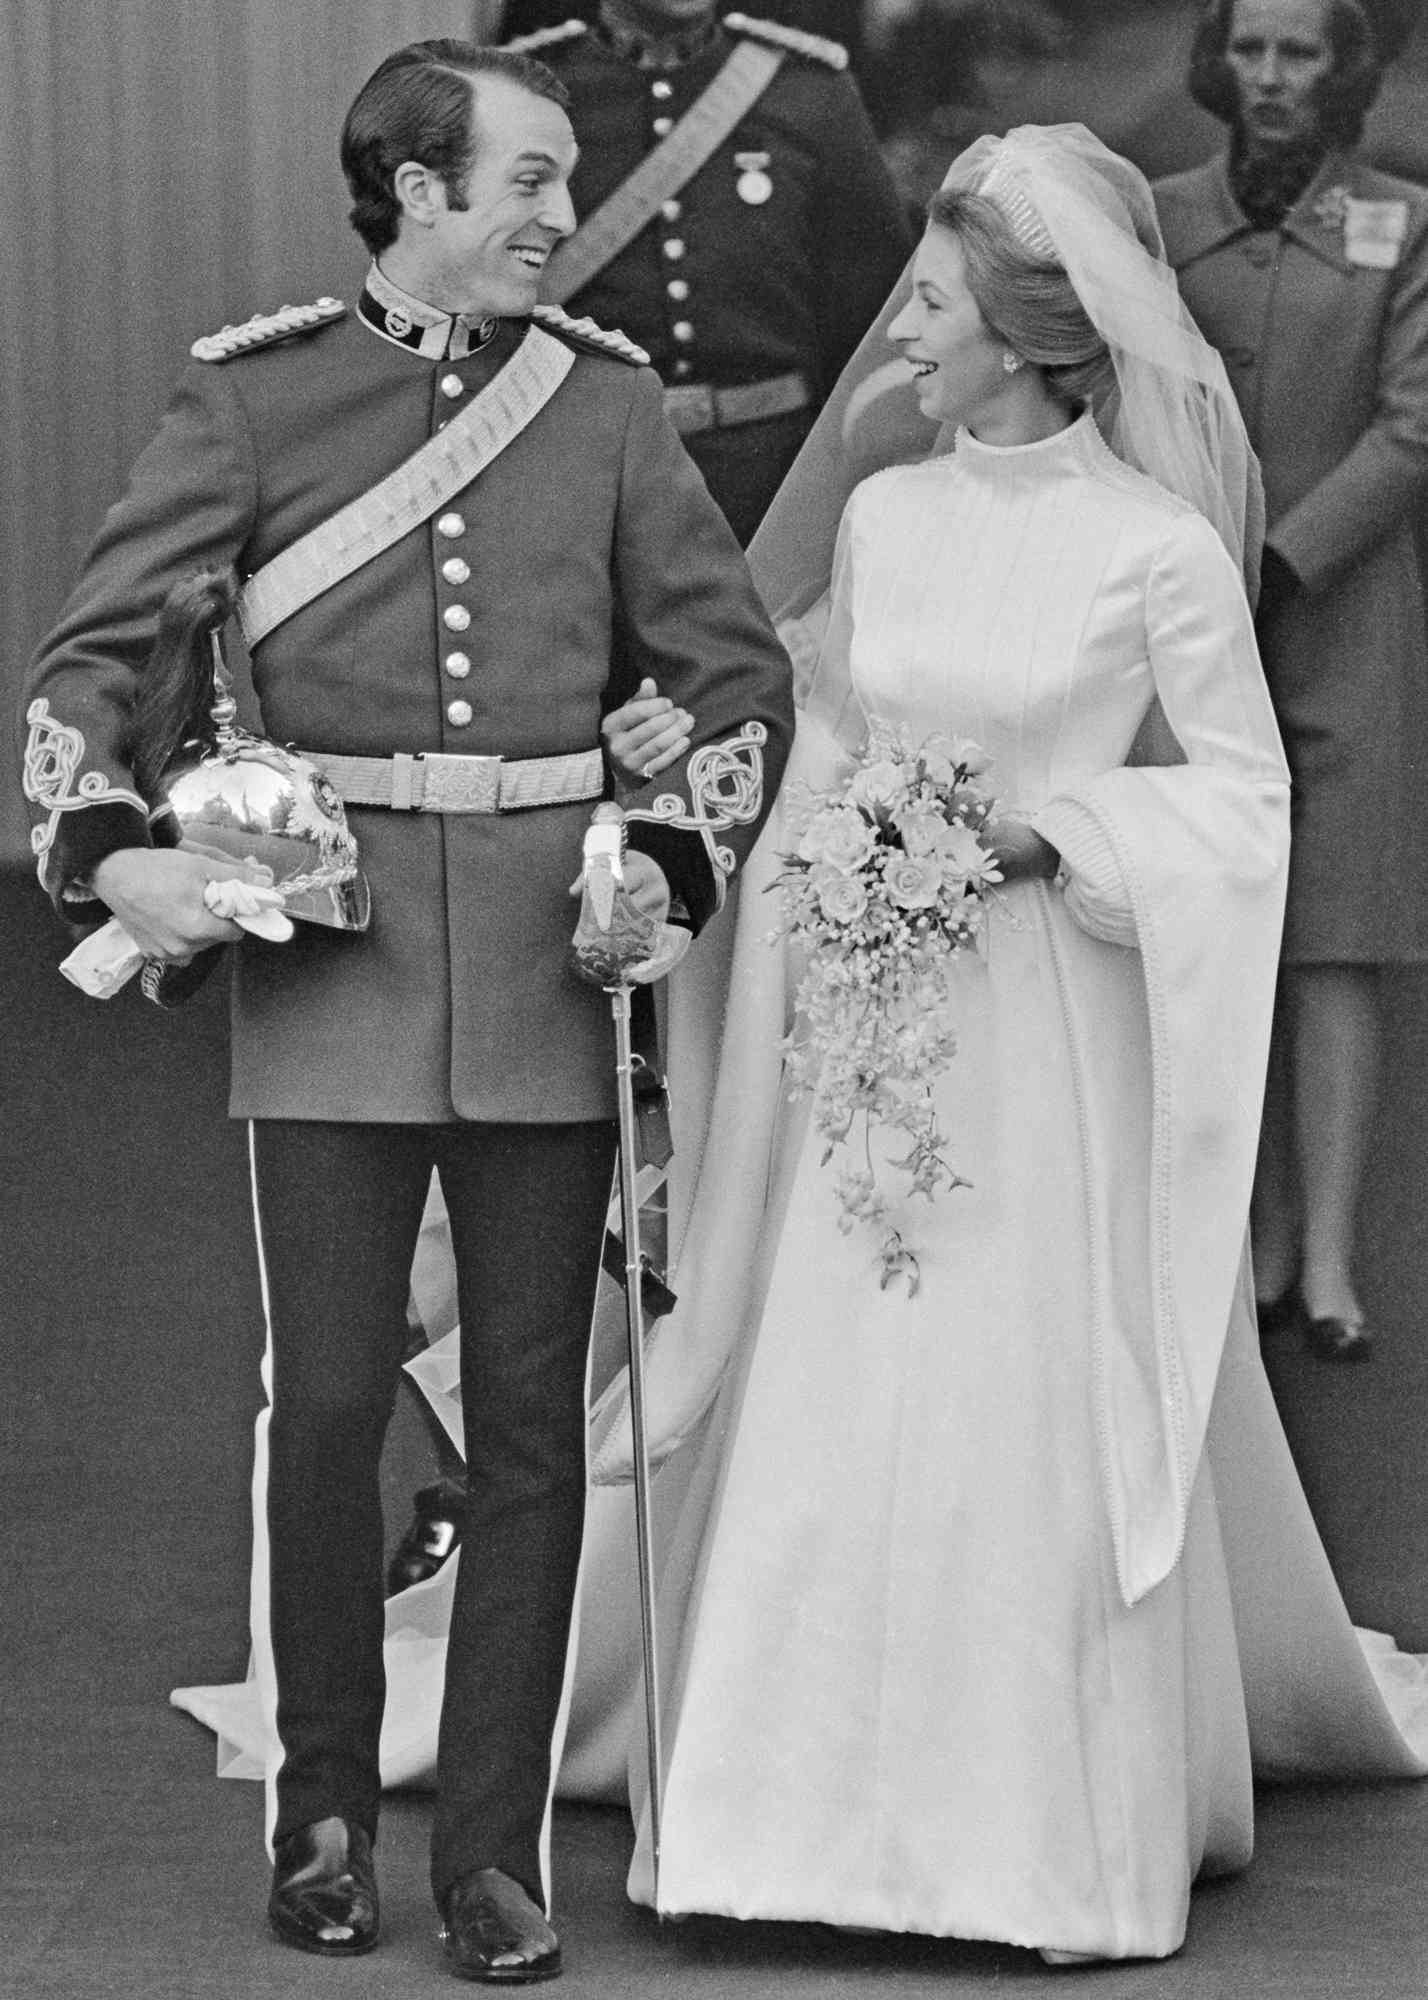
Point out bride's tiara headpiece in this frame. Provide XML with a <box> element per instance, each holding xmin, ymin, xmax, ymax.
<box><xmin>975</xmin><ymin>152</ymin><xmax>1060</xmax><ymax>261</ymax></box>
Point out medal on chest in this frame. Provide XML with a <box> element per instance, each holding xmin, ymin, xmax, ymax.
<box><xmin>734</xmin><ymin>150</ymin><xmax>773</xmax><ymax>206</ymax></box>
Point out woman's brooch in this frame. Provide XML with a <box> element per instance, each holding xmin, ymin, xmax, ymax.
<box><xmin>1312</xmin><ymin>185</ymin><xmax>1349</xmax><ymax>231</ymax></box>
<box><xmin>1312</xmin><ymin>184</ymin><xmax>1408</xmax><ymax>268</ymax></box>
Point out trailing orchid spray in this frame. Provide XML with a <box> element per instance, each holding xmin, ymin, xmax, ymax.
<box><xmin>773</xmin><ymin>724</ymin><xmax>1001</xmax><ymax>1294</ymax></box>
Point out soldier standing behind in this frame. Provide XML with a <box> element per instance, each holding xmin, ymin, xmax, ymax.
<box><xmin>505</xmin><ymin>0</ymin><xmax>912</xmax><ymax>547</ymax></box>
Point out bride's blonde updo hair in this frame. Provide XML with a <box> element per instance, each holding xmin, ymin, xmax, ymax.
<box><xmin>927</xmin><ymin>186</ymin><xmax>1113</xmax><ymax>410</ymax></box>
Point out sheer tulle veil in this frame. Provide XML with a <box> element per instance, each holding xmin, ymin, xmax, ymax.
<box><xmin>747</xmin><ymin>123</ymin><xmax>1264</xmax><ymax>745</ymax></box>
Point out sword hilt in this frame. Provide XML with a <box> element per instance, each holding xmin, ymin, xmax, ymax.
<box><xmin>570</xmin><ymin>801</ymin><xmax>690</xmax><ymax>987</ymax></box>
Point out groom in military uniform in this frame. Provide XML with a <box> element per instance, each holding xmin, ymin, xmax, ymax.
<box><xmin>21</xmin><ymin>37</ymin><xmax>792</xmax><ymax>1984</ymax></box>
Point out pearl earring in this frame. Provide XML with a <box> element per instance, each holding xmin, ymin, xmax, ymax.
<box><xmin>1002</xmin><ymin>350</ymin><xmax>1024</xmax><ymax>375</ymax></box>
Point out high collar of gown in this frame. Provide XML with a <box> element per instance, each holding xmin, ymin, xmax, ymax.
<box><xmin>948</xmin><ymin>406</ymin><xmax>1107</xmax><ymax>483</ymax></box>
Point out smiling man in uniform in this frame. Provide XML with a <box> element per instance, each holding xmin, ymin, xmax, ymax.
<box><xmin>21</xmin><ymin>37</ymin><xmax>792</xmax><ymax>1983</ymax></box>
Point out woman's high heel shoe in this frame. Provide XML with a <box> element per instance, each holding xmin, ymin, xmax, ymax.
<box><xmin>1305</xmin><ymin>1313</ymin><xmax>1373</xmax><ymax>1363</ymax></box>
<box><xmin>1255</xmin><ymin>1284</ymin><xmax>1305</xmax><ymax>1340</ymax></box>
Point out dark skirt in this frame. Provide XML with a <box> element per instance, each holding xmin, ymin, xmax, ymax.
<box><xmin>1262</xmin><ymin>522</ymin><xmax>1428</xmax><ymax>965</ymax></box>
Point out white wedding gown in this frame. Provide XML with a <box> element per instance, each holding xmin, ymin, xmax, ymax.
<box><xmin>611</xmin><ymin>415</ymin><xmax>1428</xmax><ymax>1957</ymax></box>
<box><xmin>173</xmin><ymin>414</ymin><xmax>1428</xmax><ymax>1960</ymax></box>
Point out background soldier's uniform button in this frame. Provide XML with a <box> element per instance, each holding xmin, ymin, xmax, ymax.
<box><xmin>651</xmin><ymin>78</ymin><xmax>673</xmax><ymax>100</ymax></box>
<box><xmin>667</xmin><ymin>278</ymin><xmax>690</xmax><ymax>301</ymax></box>
<box><xmin>661</xmin><ymin>200</ymin><xmax>682</xmax><ymax>222</ymax></box>
<box><xmin>672</xmin><ymin>321</ymin><xmax>695</xmax><ymax>343</ymax></box>
<box><xmin>663</xmin><ymin>238</ymin><xmax>685</xmax><ymax>260</ymax></box>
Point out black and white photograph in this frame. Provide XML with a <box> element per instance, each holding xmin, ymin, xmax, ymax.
<box><xmin>5</xmin><ymin>2</ymin><xmax>1428</xmax><ymax>1995</ymax></box>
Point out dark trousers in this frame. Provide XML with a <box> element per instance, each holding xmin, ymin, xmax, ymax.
<box><xmin>251</xmin><ymin>1116</ymin><xmax>617</xmax><ymax>1907</ymax></box>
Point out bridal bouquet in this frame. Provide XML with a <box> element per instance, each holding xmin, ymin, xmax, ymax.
<box><xmin>774</xmin><ymin>724</ymin><xmax>1000</xmax><ymax>1295</ymax></box>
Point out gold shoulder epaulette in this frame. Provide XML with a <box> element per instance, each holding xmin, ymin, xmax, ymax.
<box><xmin>502</xmin><ymin>19</ymin><xmax>587</xmax><ymax>56</ymax></box>
<box><xmin>191</xmin><ymin>297</ymin><xmax>345</xmax><ymax>363</ymax></box>
<box><xmin>530</xmin><ymin>303</ymin><xmax>650</xmax><ymax>368</ymax></box>
<box><xmin>722</xmin><ymin>12</ymin><xmax>848</xmax><ymax>69</ymax></box>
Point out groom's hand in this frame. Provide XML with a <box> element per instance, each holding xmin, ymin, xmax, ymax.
<box><xmin>567</xmin><ymin>849</ymin><xmax>671</xmax><ymax>923</ymax></box>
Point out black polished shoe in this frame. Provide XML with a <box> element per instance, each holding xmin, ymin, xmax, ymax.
<box><xmin>441</xmin><ymin>1868</ymin><xmax>561</xmax><ymax>1984</ymax></box>
<box><xmin>1255</xmin><ymin>1284</ymin><xmax>1305</xmax><ymax>1340</ymax></box>
<box><xmin>1305</xmin><ymin>1313</ymin><xmax>1373</xmax><ymax>1363</ymax></box>
<box><xmin>268</xmin><ymin>1816</ymin><xmax>379</xmax><ymax>1956</ymax></box>
<box><xmin>386</xmin><ymin>1475</ymin><xmax>468</xmax><ymax>1596</ymax></box>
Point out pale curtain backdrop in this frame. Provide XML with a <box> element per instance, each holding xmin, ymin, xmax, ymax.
<box><xmin>1</xmin><ymin>0</ymin><xmax>502</xmax><ymax>863</ymax></box>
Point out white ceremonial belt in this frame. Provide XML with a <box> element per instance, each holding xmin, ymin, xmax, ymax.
<box><xmin>308</xmin><ymin>748</ymin><xmax>604</xmax><ymax>814</ymax></box>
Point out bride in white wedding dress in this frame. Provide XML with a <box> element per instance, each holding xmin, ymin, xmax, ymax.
<box><xmin>174</xmin><ymin>124</ymin><xmax>1428</xmax><ymax>1967</ymax></box>
<box><xmin>601</xmin><ymin>123</ymin><xmax>1428</xmax><ymax>1962</ymax></box>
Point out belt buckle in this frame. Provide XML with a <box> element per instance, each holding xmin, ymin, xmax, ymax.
<box><xmin>418</xmin><ymin>752</ymin><xmax>503</xmax><ymax>813</ymax></box>
<box><xmin>662</xmin><ymin>384</ymin><xmax>716</xmax><ymax>435</ymax></box>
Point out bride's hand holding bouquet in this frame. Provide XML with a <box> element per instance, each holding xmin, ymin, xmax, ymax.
<box><xmin>773</xmin><ymin>721</ymin><xmax>1007</xmax><ymax>1294</ymax></box>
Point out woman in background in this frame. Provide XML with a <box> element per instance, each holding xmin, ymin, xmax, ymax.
<box><xmin>1157</xmin><ymin>0</ymin><xmax>1428</xmax><ymax>1362</ymax></box>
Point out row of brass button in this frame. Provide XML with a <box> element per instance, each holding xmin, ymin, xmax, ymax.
<box><xmin>436</xmin><ymin>381</ymin><xmax>473</xmax><ymax>725</ymax></box>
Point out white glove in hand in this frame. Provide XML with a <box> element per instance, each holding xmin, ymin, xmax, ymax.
<box><xmin>202</xmin><ymin>876</ymin><xmax>294</xmax><ymax>941</ymax></box>
<box><xmin>60</xmin><ymin>875</ymin><xmax>295</xmax><ymax>998</ymax></box>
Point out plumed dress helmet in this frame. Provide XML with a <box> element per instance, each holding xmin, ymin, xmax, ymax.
<box><xmin>128</xmin><ymin>569</ymin><xmax>370</xmax><ymax>932</ymax></box>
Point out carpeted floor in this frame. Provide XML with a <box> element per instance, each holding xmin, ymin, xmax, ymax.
<box><xmin>4</xmin><ymin>867</ymin><xmax>1427</xmax><ymax>1996</ymax></box>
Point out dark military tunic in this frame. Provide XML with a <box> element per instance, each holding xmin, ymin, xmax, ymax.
<box><xmin>516</xmin><ymin>12</ymin><xmax>911</xmax><ymax>541</ymax></box>
<box><xmin>22</xmin><ymin>299</ymin><xmax>795</xmax><ymax>1117</ymax></box>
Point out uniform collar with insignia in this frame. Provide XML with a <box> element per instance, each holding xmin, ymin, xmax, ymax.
<box><xmin>596</xmin><ymin>2</ymin><xmax>720</xmax><ymax>69</ymax></box>
<box><xmin>359</xmin><ymin>261</ymin><xmax>499</xmax><ymax>360</ymax></box>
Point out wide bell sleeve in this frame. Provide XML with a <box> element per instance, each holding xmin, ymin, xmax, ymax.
<box><xmin>1031</xmin><ymin>508</ymin><xmax>1291</xmax><ymax>1605</ymax></box>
